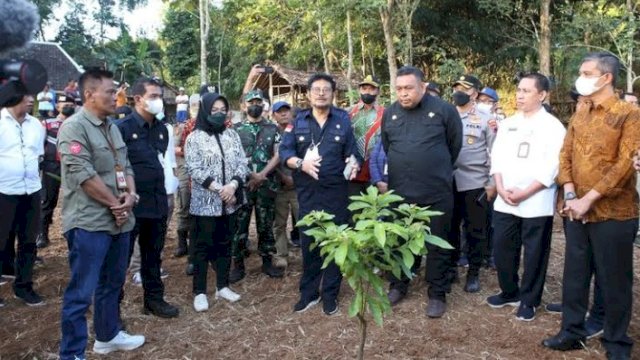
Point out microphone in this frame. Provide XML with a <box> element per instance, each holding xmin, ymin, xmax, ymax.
<box><xmin>0</xmin><ymin>0</ymin><xmax>40</xmax><ymax>54</ymax></box>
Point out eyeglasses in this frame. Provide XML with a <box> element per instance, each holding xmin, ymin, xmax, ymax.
<box><xmin>310</xmin><ymin>87</ymin><xmax>332</xmax><ymax>95</ymax></box>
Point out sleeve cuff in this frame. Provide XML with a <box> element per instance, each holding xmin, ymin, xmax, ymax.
<box><xmin>202</xmin><ymin>176</ymin><xmax>214</xmax><ymax>189</ymax></box>
<box><xmin>74</xmin><ymin>168</ymin><xmax>98</xmax><ymax>188</ymax></box>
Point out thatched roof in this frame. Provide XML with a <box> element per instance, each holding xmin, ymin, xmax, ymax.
<box><xmin>252</xmin><ymin>63</ymin><xmax>359</xmax><ymax>92</ymax></box>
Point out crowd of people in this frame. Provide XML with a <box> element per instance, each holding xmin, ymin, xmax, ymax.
<box><xmin>0</xmin><ymin>52</ymin><xmax>639</xmax><ymax>360</ymax></box>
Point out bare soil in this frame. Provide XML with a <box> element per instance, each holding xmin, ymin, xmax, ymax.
<box><xmin>1</xmin><ymin>211</ymin><xmax>639</xmax><ymax>360</ymax></box>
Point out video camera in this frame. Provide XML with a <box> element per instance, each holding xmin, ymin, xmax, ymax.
<box><xmin>0</xmin><ymin>0</ymin><xmax>48</xmax><ymax>108</ymax></box>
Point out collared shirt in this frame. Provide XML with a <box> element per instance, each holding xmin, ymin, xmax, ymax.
<box><xmin>381</xmin><ymin>94</ymin><xmax>462</xmax><ymax>205</ymax></box>
<box><xmin>558</xmin><ymin>96</ymin><xmax>640</xmax><ymax>222</ymax></box>
<box><xmin>349</xmin><ymin>101</ymin><xmax>384</xmax><ymax>182</ymax></box>
<box><xmin>0</xmin><ymin>109</ymin><xmax>45</xmax><ymax>195</ymax></box>
<box><xmin>58</xmin><ymin>108</ymin><xmax>135</xmax><ymax>234</ymax></box>
<box><xmin>186</xmin><ymin>128</ymin><xmax>249</xmax><ymax>217</ymax></box>
<box><xmin>117</xmin><ymin>111</ymin><xmax>169</xmax><ymax>219</ymax></box>
<box><xmin>491</xmin><ymin>107</ymin><xmax>566</xmax><ymax>218</ymax></box>
<box><xmin>234</xmin><ymin>117</ymin><xmax>281</xmax><ymax>195</ymax></box>
<box><xmin>37</xmin><ymin>91</ymin><xmax>54</xmax><ymax>111</ymax></box>
<box><xmin>176</xmin><ymin>94</ymin><xmax>189</xmax><ymax>112</ymax></box>
<box><xmin>454</xmin><ymin>105</ymin><xmax>495</xmax><ymax>192</ymax></box>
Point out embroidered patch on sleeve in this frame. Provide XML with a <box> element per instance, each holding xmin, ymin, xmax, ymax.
<box><xmin>70</xmin><ymin>141</ymin><xmax>82</xmax><ymax>155</ymax></box>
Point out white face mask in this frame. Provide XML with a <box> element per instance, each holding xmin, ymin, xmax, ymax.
<box><xmin>575</xmin><ymin>75</ymin><xmax>604</xmax><ymax>96</ymax></box>
<box><xmin>477</xmin><ymin>103</ymin><xmax>493</xmax><ymax>114</ymax></box>
<box><xmin>145</xmin><ymin>98</ymin><xmax>164</xmax><ymax>115</ymax></box>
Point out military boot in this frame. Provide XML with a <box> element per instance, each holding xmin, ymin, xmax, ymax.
<box><xmin>261</xmin><ymin>255</ymin><xmax>284</xmax><ymax>278</ymax></box>
<box><xmin>174</xmin><ymin>230</ymin><xmax>188</xmax><ymax>258</ymax></box>
<box><xmin>229</xmin><ymin>258</ymin><xmax>246</xmax><ymax>284</ymax></box>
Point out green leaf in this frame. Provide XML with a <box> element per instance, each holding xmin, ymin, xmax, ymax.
<box><xmin>349</xmin><ymin>291</ymin><xmax>362</xmax><ymax>317</ymax></box>
<box><xmin>374</xmin><ymin>223</ymin><xmax>386</xmax><ymax>247</ymax></box>
<box><xmin>400</xmin><ymin>248</ymin><xmax>415</xmax><ymax>269</ymax></box>
<box><xmin>347</xmin><ymin>201</ymin><xmax>370</xmax><ymax>211</ymax></box>
<box><xmin>334</xmin><ymin>241</ymin><xmax>349</xmax><ymax>267</ymax></box>
<box><xmin>426</xmin><ymin>234</ymin><xmax>454</xmax><ymax>249</ymax></box>
<box><xmin>369</xmin><ymin>301</ymin><xmax>384</xmax><ymax>326</ymax></box>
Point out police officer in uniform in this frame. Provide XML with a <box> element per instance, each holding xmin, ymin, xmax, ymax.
<box><xmin>449</xmin><ymin>75</ymin><xmax>495</xmax><ymax>293</ymax></box>
<box><xmin>37</xmin><ymin>96</ymin><xmax>76</xmax><ymax>249</ymax></box>
<box><xmin>230</xmin><ymin>89</ymin><xmax>284</xmax><ymax>282</ymax></box>
<box><xmin>280</xmin><ymin>73</ymin><xmax>360</xmax><ymax>316</ymax></box>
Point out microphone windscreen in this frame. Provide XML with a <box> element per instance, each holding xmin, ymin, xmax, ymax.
<box><xmin>0</xmin><ymin>0</ymin><xmax>40</xmax><ymax>54</ymax></box>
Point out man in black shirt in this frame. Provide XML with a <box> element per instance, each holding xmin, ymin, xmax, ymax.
<box><xmin>381</xmin><ymin>66</ymin><xmax>462</xmax><ymax>318</ymax></box>
<box><xmin>117</xmin><ymin>78</ymin><xmax>179</xmax><ymax>318</ymax></box>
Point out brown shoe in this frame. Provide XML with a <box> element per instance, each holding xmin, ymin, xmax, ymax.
<box><xmin>387</xmin><ymin>288</ymin><xmax>405</xmax><ymax>306</ymax></box>
<box><xmin>425</xmin><ymin>298</ymin><xmax>446</xmax><ymax>318</ymax></box>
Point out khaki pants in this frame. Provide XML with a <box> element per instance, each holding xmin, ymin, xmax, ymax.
<box><xmin>273</xmin><ymin>189</ymin><xmax>298</xmax><ymax>260</ymax></box>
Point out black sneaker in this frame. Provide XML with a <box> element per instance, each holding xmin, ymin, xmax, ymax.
<box><xmin>14</xmin><ymin>288</ymin><xmax>45</xmax><ymax>306</ymax></box>
<box><xmin>486</xmin><ymin>292</ymin><xmax>520</xmax><ymax>309</ymax></box>
<box><xmin>545</xmin><ymin>303</ymin><xmax>562</xmax><ymax>314</ymax></box>
<box><xmin>323</xmin><ymin>298</ymin><xmax>338</xmax><ymax>316</ymax></box>
<box><xmin>143</xmin><ymin>299</ymin><xmax>179</xmax><ymax>318</ymax></box>
<box><xmin>293</xmin><ymin>296</ymin><xmax>320</xmax><ymax>313</ymax></box>
<box><xmin>0</xmin><ymin>297</ymin><xmax>4</xmax><ymax>307</ymax></box>
<box><xmin>516</xmin><ymin>304</ymin><xmax>536</xmax><ymax>321</ymax></box>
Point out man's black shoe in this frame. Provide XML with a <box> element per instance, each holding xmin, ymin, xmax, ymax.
<box><xmin>174</xmin><ymin>230</ymin><xmax>188</xmax><ymax>258</ymax></box>
<box><xmin>0</xmin><ymin>297</ymin><xmax>4</xmax><ymax>307</ymax></box>
<box><xmin>542</xmin><ymin>333</ymin><xmax>584</xmax><ymax>351</ymax></box>
<box><xmin>387</xmin><ymin>288</ymin><xmax>405</xmax><ymax>306</ymax></box>
<box><xmin>14</xmin><ymin>287</ymin><xmax>45</xmax><ymax>306</ymax></box>
<box><xmin>607</xmin><ymin>352</ymin><xmax>631</xmax><ymax>360</ymax></box>
<box><xmin>425</xmin><ymin>298</ymin><xmax>446</xmax><ymax>318</ymax></box>
<box><xmin>294</xmin><ymin>296</ymin><xmax>320</xmax><ymax>313</ymax></box>
<box><xmin>185</xmin><ymin>263</ymin><xmax>194</xmax><ymax>276</ymax></box>
<box><xmin>323</xmin><ymin>298</ymin><xmax>338</xmax><ymax>315</ymax></box>
<box><xmin>229</xmin><ymin>260</ymin><xmax>246</xmax><ymax>284</ymax></box>
<box><xmin>36</xmin><ymin>233</ymin><xmax>49</xmax><ymax>249</ymax></box>
<box><xmin>261</xmin><ymin>256</ymin><xmax>284</xmax><ymax>278</ymax></box>
<box><xmin>143</xmin><ymin>299</ymin><xmax>179</xmax><ymax>318</ymax></box>
<box><xmin>545</xmin><ymin>303</ymin><xmax>562</xmax><ymax>313</ymax></box>
<box><xmin>464</xmin><ymin>274</ymin><xmax>480</xmax><ymax>293</ymax></box>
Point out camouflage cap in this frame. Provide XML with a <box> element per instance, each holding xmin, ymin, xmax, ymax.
<box><xmin>244</xmin><ymin>89</ymin><xmax>264</xmax><ymax>102</ymax></box>
<box><xmin>453</xmin><ymin>75</ymin><xmax>482</xmax><ymax>90</ymax></box>
<box><xmin>359</xmin><ymin>75</ymin><xmax>380</xmax><ymax>88</ymax></box>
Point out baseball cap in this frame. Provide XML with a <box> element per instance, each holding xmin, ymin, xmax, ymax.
<box><xmin>179</xmin><ymin>87</ymin><xmax>185</xmax><ymax>91</ymax></box>
<box><xmin>272</xmin><ymin>101</ymin><xmax>291</xmax><ymax>112</ymax></box>
<box><xmin>453</xmin><ymin>75</ymin><xmax>482</xmax><ymax>90</ymax></box>
<box><xmin>244</xmin><ymin>89</ymin><xmax>264</xmax><ymax>102</ymax></box>
<box><xmin>359</xmin><ymin>75</ymin><xmax>380</xmax><ymax>88</ymax></box>
<box><xmin>479</xmin><ymin>87</ymin><xmax>499</xmax><ymax>102</ymax></box>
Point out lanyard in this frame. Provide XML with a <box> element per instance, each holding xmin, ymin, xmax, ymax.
<box><xmin>98</xmin><ymin>122</ymin><xmax>121</xmax><ymax>167</ymax></box>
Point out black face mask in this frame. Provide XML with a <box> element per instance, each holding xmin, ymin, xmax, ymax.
<box><xmin>206</xmin><ymin>113</ymin><xmax>227</xmax><ymax>133</ymax></box>
<box><xmin>247</xmin><ymin>104</ymin><xmax>263</xmax><ymax>119</ymax></box>
<box><xmin>452</xmin><ymin>91</ymin><xmax>471</xmax><ymax>106</ymax></box>
<box><xmin>360</xmin><ymin>93</ymin><xmax>376</xmax><ymax>105</ymax></box>
<box><xmin>61</xmin><ymin>106</ymin><xmax>75</xmax><ymax>117</ymax></box>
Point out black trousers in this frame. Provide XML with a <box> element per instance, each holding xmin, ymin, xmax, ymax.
<box><xmin>493</xmin><ymin>211</ymin><xmax>553</xmax><ymax>307</ymax></box>
<box><xmin>192</xmin><ymin>215</ymin><xmax>233</xmax><ymax>294</ymax></box>
<box><xmin>389</xmin><ymin>199</ymin><xmax>453</xmax><ymax>301</ymax></box>
<box><xmin>0</xmin><ymin>192</ymin><xmax>40</xmax><ymax>290</ymax></box>
<box><xmin>449</xmin><ymin>187</ymin><xmax>488</xmax><ymax>276</ymax></box>
<box><xmin>128</xmin><ymin>217</ymin><xmax>167</xmax><ymax>303</ymax></box>
<box><xmin>561</xmin><ymin>219</ymin><xmax>636</xmax><ymax>357</ymax></box>
<box><xmin>299</xmin><ymin>229</ymin><xmax>343</xmax><ymax>302</ymax></box>
<box><xmin>40</xmin><ymin>163</ymin><xmax>60</xmax><ymax>232</ymax></box>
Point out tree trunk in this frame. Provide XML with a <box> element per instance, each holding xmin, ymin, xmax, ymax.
<box><xmin>218</xmin><ymin>27</ymin><xmax>225</xmax><ymax>93</ymax></box>
<box><xmin>539</xmin><ymin>0</ymin><xmax>551</xmax><ymax>76</ymax></box>
<box><xmin>199</xmin><ymin>0</ymin><xmax>210</xmax><ymax>85</ymax></box>
<box><xmin>318</xmin><ymin>20</ymin><xmax>330</xmax><ymax>73</ymax></box>
<box><xmin>380</xmin><ymin>0</ymin><xmax>397</xmax><ymax>99</ymax></box>
<box><xmin>347</xmin><ymin>10</ymin><xmax>354</xmax><ymax>106</ymax></box>
<box><xmin>361</xmin><ymin>34</ymin><xmax>366</xmax><ymax>77</ymax></box>
<box><xmin>357</xmin><ymin>314</ymin><xmax>367</xmax><ymax>360</ymax></box>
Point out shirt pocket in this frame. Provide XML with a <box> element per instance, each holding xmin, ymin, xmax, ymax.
<box><xmin>94</xmin><ymin>146</ymin><xmax>115</xmax><ymax>174</ymax></box>
<box><xmin>295</xmin><ymin>129</ymin><xmax>312</xmax><ymax>155</ymax></box>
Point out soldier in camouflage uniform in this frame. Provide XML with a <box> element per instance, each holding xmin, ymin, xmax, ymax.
<box><xmin>230</xmin><ymin>90</ymin><xmax>284</xmax><ymax>283</ymax></box>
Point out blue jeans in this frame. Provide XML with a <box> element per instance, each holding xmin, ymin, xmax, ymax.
<box><xmin>59</xmin><ymin>229</ymin><xmax>130</xmax><ymax>360</ymax></box>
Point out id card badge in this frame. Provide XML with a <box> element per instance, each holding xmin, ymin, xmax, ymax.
<box><xmin>517</xmin><ymin>142</ymin><xmax>530</xmax><ymax>158</ymax></box>
<box><xmin>115</xmin><ymin>165</ymin><xmax>128</xmax><ymax>190</ymax></box>
<box><xmin>384</xmin><ymin>163</ymin><xmax>388</xmax><ymax>176</ymax></box>
<box><xmin>304</xmin><ymin>143</ymin><xmax>320</xmax><ymax>161</ymax></box>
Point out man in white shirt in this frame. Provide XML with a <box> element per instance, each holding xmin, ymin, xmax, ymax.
<box><xmin>0</xmin><ymin>95</ymin><xmax>46</xmax><ymax>307</ymax></box>
<box><xmin>175</xmin><ymin>87</ymin><xmax>189</xmax><ymax>123</ymax></box>
<box><xmin>36</xmin><ymin>83</ymin><xmax>55</xmax><ymax>119</ymax></box>
<box><xmin>486</xmin><ymin>73</ymin><xmax>566</xmax><ymax>322</ymax></box>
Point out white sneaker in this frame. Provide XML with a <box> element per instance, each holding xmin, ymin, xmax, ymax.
<box><xmin>160</xmin><ymin>268</ymin><xmax>169</xmax><ymax>279</ymax></box>
<box><xmin>215</xmin><ymin>287</ymin><xmax>240</xmax><ymax>302</ymax></box>
<box><xmin>93</xmin><ymin>330</ymin><xmax>145</xmax><ymax>354</ymax></box>
<box><xmin>193</xmin><ymin>293</ymin><xmax>209</xmax><ymax>312</ymax></box>
<box><xmin>131</xmin><ymin>272</ymin><xmax>142</xmax><ymax>286</ymax></box>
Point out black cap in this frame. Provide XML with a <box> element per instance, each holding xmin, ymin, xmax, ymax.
<box><xmin>453</xmin><ymin>75</ymin><xmax>482</xmax><ymax>90</ymax></box>
<box><xmin>426</xmin><ymin>82</ymin><xmax>441</xmax><ymax>95</ymax></box>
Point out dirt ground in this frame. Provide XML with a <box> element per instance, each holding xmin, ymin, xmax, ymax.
<box><xmin>1</xmin><ymin>210</ymin><xmax>640</xmax><ymax>360</ymax></box>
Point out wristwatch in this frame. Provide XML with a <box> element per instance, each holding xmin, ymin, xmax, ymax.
<box><xmin>564</xmin><ymin>192</ymin><xmax>577</xmax><ymax>200</ymax></box>
<box><xmin>130</xmin><ymin>192</ymin><xmax>140</xmax><ymax>205</ymax></box>
<box><xmin>295</xmin><ymin>158</ymin><xmax>304</xmax><ymax>171</ymax></box>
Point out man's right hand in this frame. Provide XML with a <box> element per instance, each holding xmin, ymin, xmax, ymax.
<box><xmin>633</xmin><ymin>150</ymin><xmax>640</xmax><ymax>171</ymax></box>
<box><xmin>376</xmin><ymin>181</ymin><xmax>388</xmax><ymax>194</ymax></box>
<box><xmin>302</xmin><ymin>157</ymin><xmax>322</xmax><ymax>180</ymax></box>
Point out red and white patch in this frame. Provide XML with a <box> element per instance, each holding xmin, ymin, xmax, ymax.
<box><xmin>69</xmin><ymin>142</ymin><xmax>82</xmax><ymax>155</ymax></box>
<box><xmin>284</xmin><ymin>124</ymin><xmax>294</xmax><ymax>132</ymax></box>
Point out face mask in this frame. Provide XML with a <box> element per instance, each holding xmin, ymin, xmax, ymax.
<box><xmin>206</xmin><ymin>112</ymin><xmax>227</xmax><ymax>133</ymax></box>
<box><xmin>452</xmin><ymin>91</ymin><xmax>471</xmax><ymax>106</ymax></box>
<box><xmin>247</xmin><ymin>104</ymin><xmax>263</xmax><ymax>119</ymax></box>
<box><xmin>61</xmin><ymin>106</ymin><xmax>75</xmax><ymax>117</ymax></box>
<box><xmin>477</xmin><ymin>103</ymin><xmax>493</xmax><ymax>114</ymax></box>
<box><xmin>575</xmin><ymin>75</ymin><xmax>604</xmax><ymax>96</ymax></box>
<box><xmin>156</xmin><ymin>112</ymin><xmax>165</xmax><ymax>121</ymax></box>
<box><xmin>145</xmin><ymin>98</ymin><xmax>164</xmax><ymax>115</ymax></box>
<box><xmin>361</xmin><ymin>93</ymin><xmax>376</xmax><ymax>105</ymax></box>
